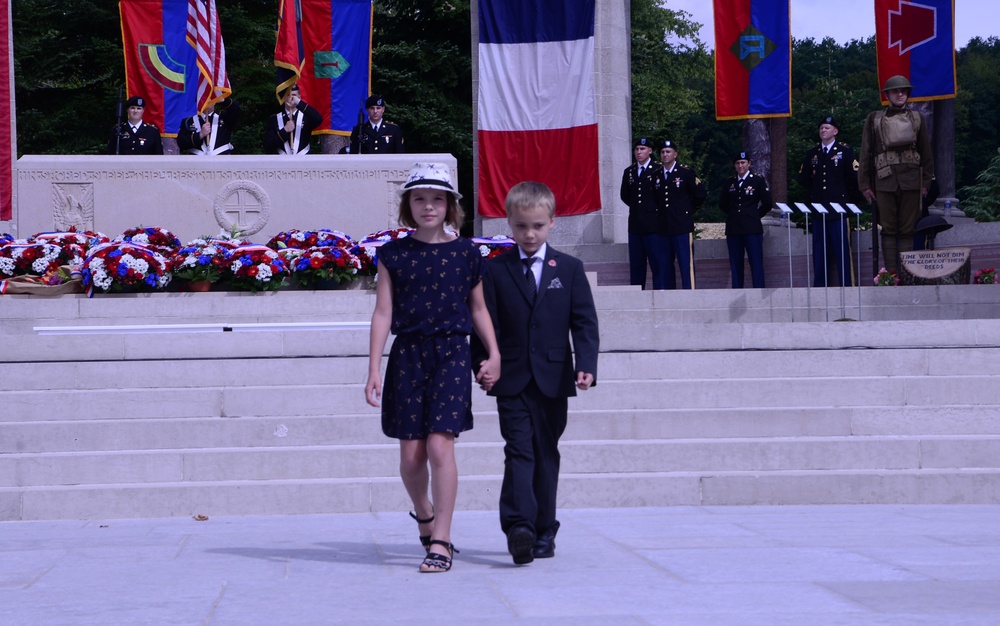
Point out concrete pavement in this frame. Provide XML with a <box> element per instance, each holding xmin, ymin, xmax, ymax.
<box><xmin>3</xmin><ymin>505</ymin><xmax>1000</xmax><ymax>624</ymax></box>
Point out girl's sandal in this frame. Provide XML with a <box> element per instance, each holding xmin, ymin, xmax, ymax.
<box><xmin>408</xmin><ymin>510</ymin><xmax>435</xmax><ymax>552</ymax></box>
<box><xmin>419</xmin><ymin>540</ymin><xmax>458</xmax><ymax>573</ymax></box>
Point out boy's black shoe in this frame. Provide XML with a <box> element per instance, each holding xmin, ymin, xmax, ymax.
<box><xmin>507</xmin><ymin>525</ymin><xmax>535</xmax><ymax>565</ymax></box>
<box><xmin>533</xmin><ymin>521</ymin><xmax>560</xmax><ymax>558</ymax></box>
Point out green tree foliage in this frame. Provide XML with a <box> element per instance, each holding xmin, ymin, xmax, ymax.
<box><xmin>630</xmin><ymin>0</ymin><xmax>708</xmax><ymax>141</ymax></box>
<box><xmin>955</xmin><ymin>36</ymin><xmax>1000</xmax><ymax>213</ymax></box>
<box><xmin>958</xmin><ymin>148</ymin><xmax>1000</xmax><ymax>221</ymax></box>
<box><xmin>13</xmin><ymin>0</ymin><xmax>124</xmax><ymax>155</ymax></box>
<box><xmin>786</xmin><ymin>37</ymin><xmax>879</xmax><ymax>201</ymax></box>
<box><xmin>371</xmin><ymin>0</ymin><xmax>473</xmax><ymax>200</ymax></box>
<box><xmin>629</xmin><ymin>0</ymin><xmax>736</xmax><ymax>220</ymax></box>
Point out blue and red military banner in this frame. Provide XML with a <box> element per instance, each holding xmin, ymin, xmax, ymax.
<box><xmin>274</xmin><ymin>0</ymin><xmax>373</xmax><ymax>136</ymax></box>
<box><xmin>274</xmin><ymin>0</ymin><xmax>305</xmax><ymax>103</ymax></box>
<box><xmin>713</xmin><ymin>0</ymin><xmax>791</xmax><ymax>120</ymax></box>
<box><xmin>477</xmin><ymin>0</ymin><xmax>600</xmax><ymax>218</ymax></box>
<box><xmin>119</xmin><ymin>0</ymin><xmax>229</xmax><ymax>137</ymax></box>
<box><xmin>1</xmin><ymin>0</ymin><xmax>12</xmax><ymax>221</ymax></box>
<box><xmin>875</xmin><ymin>0</ymin><xmax>956</xmax><ymax>102</ymax></box>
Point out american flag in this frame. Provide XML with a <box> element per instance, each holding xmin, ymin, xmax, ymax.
<box><xmin>186</xmin><ymin>0</ymin><xmax>230</xmax><ymax>113</ymax></box>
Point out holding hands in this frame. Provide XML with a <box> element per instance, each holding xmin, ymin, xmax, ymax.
<box><xmin>476</xmin><ymin>355</ymin><xmax>500</xmax><ymax>391</ymax></box>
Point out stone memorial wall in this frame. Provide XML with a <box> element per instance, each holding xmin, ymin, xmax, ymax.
<box><xmin>9</xmin><ymin>154</ymin><xmax>457</xmax><ymax>243</ymax></box>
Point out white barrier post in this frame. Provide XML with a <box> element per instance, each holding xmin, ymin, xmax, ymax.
<box><xmin>794</xmin><ymin>203</ymin><xmax>813</xmax><ymax>320</ymax></box>
<box><xmin>776</xmin><ymin>203</ymin><xmax>795</xmax><ymax>321</ymax></box>
<box><xmin>811</xmin><ymin>203</ymin><xmax>831</xmax><ymax>321</ymax></box>
<box><xmin>830</xmin><ymin>202</ymin><xmax>849</xmax><ymax>320</ymax></box>
<box><xmin>846</xmin><ymin>203</ymin><xmax>864</xmax><ymax>321</ymax></box>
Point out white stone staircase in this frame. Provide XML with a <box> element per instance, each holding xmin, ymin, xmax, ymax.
<box><xmin>2</xmin><ymin>285</ymin><xmax>1000</xmax><ymax>520</ymax></box>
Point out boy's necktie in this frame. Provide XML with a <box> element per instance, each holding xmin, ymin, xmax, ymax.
<box><xmin>522</xmin><ymin>257</ymin><xmax>536</xmax><ymax>300</ymax></box>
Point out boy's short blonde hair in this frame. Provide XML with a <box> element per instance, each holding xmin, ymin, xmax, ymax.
<box><xmin>505</xmin><ymin>181</ymin><xmax>555</xmax><ymax>219</ymax></box>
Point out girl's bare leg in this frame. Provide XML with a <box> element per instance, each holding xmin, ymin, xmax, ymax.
<box><xmin>425</xmin><ymin>432</ymin><xmax>457</xmax><ymax>543</ymax></box>
<box><xmin>399</xmin><ymin>440</ymin><xmax>434</xmax><ymax>539</ymax></box>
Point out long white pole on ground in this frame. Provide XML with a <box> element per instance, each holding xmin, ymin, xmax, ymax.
<box><xmin>776</xmin><ymin>203</ymin><xmax>795</xmax><ymax>322</ymax></box>
<box><xmin>34</xmin><ymin>321</ymin><xmax>372</xmax><ymax>335</ymax></box>
<box><xmin>811</xmin><ymin>203</ymin><xmax>831</xmax><ymax>321</ymax></box>
<box><xmin>847</xmin><ymin>203</ymin><xmax>864</xmax><ymax>321</ymax></box>
<box><xmin>794</xmin><ymin>203</ymin><xmax>813</xmax><ymax>320</ymax></box>
<box><xmin>830</xmin><ymin>203</ymin><xmax>849</xmax><ymax>320</ymax></box>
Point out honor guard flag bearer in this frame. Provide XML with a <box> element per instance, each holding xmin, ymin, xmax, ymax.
<box><xmin>477</xmin><ymin>0</ymin><xmax>601</xmax><ymax>218</ymax></box>
<box><xmin>274</xmin><ymin>0</ymin><xmax>374</xmax><ymax>136</ymax></box>
<box><xmin>713</xmin><ymin>0</ymin><xmax>791</xmax><ymax>120</ymax></box>
<box><xmin>119</xmin><ymin>0</ymin><xmax>230</xmax><ymax>138</ymax></box>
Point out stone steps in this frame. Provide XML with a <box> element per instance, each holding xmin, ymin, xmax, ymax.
<box><xmin>2</xmin><ymin>285</ymin><xmax>1000</xmax><ymax>520</ymax></box>
<box><xmin>7</xmin><ymin>404</ymin><xmax>1000</xmax><ymax>455</ymax></box>
<box><xmin>5</xmin><ymin>435</ymin><xmax>1000</xmax><ymax>488</ymax></box>
<box><xmin>8</xmin><ymin>468</ymin><xmax>1000</xmax><ymax>521</ymax></box>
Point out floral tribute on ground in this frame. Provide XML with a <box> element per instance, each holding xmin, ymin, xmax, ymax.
<box><xmin>287</xmin><ymin>246</ymin><xmax>362</xmax><ymax>288</ymax></box>
<box><xmin>874</xmin><ymin>267</ymin><xmax>899</xmax><ymax>286</ymax></box>
<box><xmin>356</xmin><ymin>228</ymin><xmax>414</xmax><ymax>276</ymax></box>
<box><xmin>974</xmin><ymin>268</ymin><xmax>998</xmax><ymax>285</ymax></box>
<box><xmin>0</xmin><ymin>230</ymin><xmax>111</xmax><ymax>293</ymax></box>
<box><xmin>1</xmin><ymin>225</ymin><xmax>521</xmax><ymax>295</ymax></box>
<box><xmin>471</xmin><ymin>235</ymin><xmax>516</xmax><ymax>260</ymax></box>
<box><xmin>114</xmin><ymin>226</ymin><xmax>182</xmax><ymax>254</ymax></box>
<box><xmin>171</xmin><ymin>239</ymin><xmax>237</xmax><ymax>284</ymax></box>
<box><xmin>223</xmin><ymin>245</ymin><xmax>289</xmax><ymax>292</ymax></box>
<box><xmin>82</xmin><ymin>242</ymin><xmax>173</xmax><ymax>295</ymax></box>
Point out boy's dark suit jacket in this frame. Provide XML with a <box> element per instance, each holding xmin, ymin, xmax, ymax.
<box><xmin>474</xmin><ymin>246</ymin><xmax>599</xmax><ymax>398</ymax></box>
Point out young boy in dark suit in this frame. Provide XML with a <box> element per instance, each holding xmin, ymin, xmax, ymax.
<box><xmin>474</xmin><ymin>181</ymin><xmax>600</xmax><ymax>565</ymax></box>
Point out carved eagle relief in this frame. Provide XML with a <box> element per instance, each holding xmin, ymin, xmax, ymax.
<box><xmin>52</xmin><ymin>183</ymin><xmax>95</xmax><ymax>232</ymax></box>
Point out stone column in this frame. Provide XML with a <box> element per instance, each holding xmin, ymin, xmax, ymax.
<box><xmin>932</xmin><ymin>98</ymin><xmax>962</xmax><ymax>217</ymax></box>
<box><xmin>472</xmin><ymin>0</ymin><xmax>630</xmax><ymax>248</ymax></box>
<box><xmin>596</xmin><ymin>0</ymin><xmax>632</xmax><ymax>245</ymax></box>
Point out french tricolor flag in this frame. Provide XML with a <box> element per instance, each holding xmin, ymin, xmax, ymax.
<box><xmin>477</xmin><ymin>0</ymin><xmax>601</xmax><ymax>218</ymax></box>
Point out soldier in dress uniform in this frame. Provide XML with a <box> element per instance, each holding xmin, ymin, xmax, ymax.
<box><xmin>798</xmin><ymin>116</ymin><xmax>861</xmax><ymax>287</ymax></box>
<box><xmin>264</xmin><ymin>84</ymin><xmax>323</xmax><ymax>155</ymax></box>
<box><xmin>620</xmin><ymin>137</ymin><xmax>667</xmax><ymax>289</ymax></box>
<box><xmin>349</xmin><ymin>95</ymin><xmax>404</xmax><ymax>154</ymax></box>
<box><xmin>720</xmin><ymin>151</ymin><xmax>772</xmax><ymax>289</ymax></box>
<box><xmin>108</xmin><ymin>96</ymin><xmax>163</xmax><ymax>155</ymax></box>
<box><xmin>177</xmin><ymin>97</ymin><xmax>241</xmax><ymax>155</ymax></box>
<box><xmin>656</xmin><ymin>139</ymin><xmax>706</xmax><ymax>289</ymax></box>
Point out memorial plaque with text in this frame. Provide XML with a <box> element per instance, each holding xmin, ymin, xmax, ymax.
<box><xmin>899</xmin><ymin>247</ymin><xmax>971</xmax><ymax>285</ymax></box>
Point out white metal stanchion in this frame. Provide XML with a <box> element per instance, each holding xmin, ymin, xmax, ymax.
<box><xmin>830</xmin><ymin>202</ymin><xmax>848</xmax><ymax>320</ymax></box>
<box><xmin>794</xmin><ymin>203</ymin><xmax>813</xmax><ymax>319</ymax></box>
<box><xmin>811</xmin><ymin>203</ymin><xmax>831</xmax><ymax>321</ymax></box>
<box><xmin>776</xmin><ymin>202</ymin><xmax>795</xmax><ymax>321</ymax></box>
<box><xmin>846</xmin><ymin>203</ymin><xmax>864</xmax><ymax>321</ymax></box>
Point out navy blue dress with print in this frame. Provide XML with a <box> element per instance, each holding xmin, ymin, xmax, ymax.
<box><xmin>378</xmin><ymin>235</ymin><xmax>484</xmax><ymax>440</ymax></box>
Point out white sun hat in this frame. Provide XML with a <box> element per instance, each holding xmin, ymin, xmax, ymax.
<box><xmin>398</xmin><ymin>162</ymin><xmax>463</xmax><ymax>200</ymax></box>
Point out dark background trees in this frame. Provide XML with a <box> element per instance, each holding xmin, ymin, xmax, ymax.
<box><xmin>10</xmin><ymin>1</ymin><xmax>1000</xmax><ymax>220</ymax></box>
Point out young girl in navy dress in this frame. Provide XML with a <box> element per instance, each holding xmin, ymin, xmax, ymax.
<box><xmin>365</xmin><ymin>163</ymin><xmax>500</xmax><ymax>573</ymax></box>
